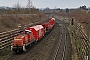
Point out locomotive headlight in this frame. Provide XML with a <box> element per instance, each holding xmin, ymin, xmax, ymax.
<box><xmin>11</xmin><ymin>46</ymin><xmax>13</xmax><ymax>51</ymax></box>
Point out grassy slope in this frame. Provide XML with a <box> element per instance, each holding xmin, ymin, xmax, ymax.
<box><xmin>0</xmin><ymin>13</ymin><xmax>47</xmax><ymax>32</ymax></box>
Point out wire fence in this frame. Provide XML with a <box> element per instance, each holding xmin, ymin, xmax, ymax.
<box><xmin>72</xmin><ymin>22</ymin><xmax>89</xmax><ymax>60</ymax></box>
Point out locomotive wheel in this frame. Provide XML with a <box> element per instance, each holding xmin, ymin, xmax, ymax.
<box><xmin>34</xmin><ymin>41</ymin><xmax>37</xmax><ymax>44</ymax></box>
<box><xmin>15</xmin><ymin>50</ymin><xmax>20</xmax><ymax>54</ymax></box>
<box><xmin>15</xmin><ymin>49</ymin><xmax>23</xmax><ymax>54</ymax></box>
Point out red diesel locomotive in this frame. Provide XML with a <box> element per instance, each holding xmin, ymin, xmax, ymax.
<box><xmin>11</xmin><ymin>17</ymin><xmax>55</xmax><ymax>53</ymax></box>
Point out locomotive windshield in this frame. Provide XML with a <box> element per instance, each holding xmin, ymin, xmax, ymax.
<box><xmin>25</xmin><ymin>30</ymin><xmax>31</xmax><ymax>34</ymax></box>
<box><xmin>19</xmin><ymin>31</ymin><xmax>23</xmax><ymax>35</ymax></box>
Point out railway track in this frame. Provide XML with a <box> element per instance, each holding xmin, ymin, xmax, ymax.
<box><xmin>4</xmin><ymin>19</ymin><xmax>72</xmax><ymax>60</ymax></box>
<box><xmin>5</xmin><ymin>23</ymin><xmax>60</xmax><ymax>60</ymax></box>
<box><xmin>0</xmin><ymin>14</ymin><xmax>36</xmax><ymax>17</ymax></box>
<box><xmin>5</xmin><ymin>53</ymin><xmax>22</xmax><ymax>60</ymax></box>
<box><xmin>52</xmin><ymin>19</ymin><xmax>72</xmax><ymax>60</ymax></box>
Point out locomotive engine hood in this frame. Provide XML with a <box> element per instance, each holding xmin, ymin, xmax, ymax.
<box><xmin>14</xmin><ymin>35</ymin><xmax>25</xmax><ymax>46</ymax></box>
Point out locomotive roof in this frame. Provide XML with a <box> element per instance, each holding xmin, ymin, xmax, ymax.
<box><xmin>29</xmin><ymin>25</ymin><xmax>44</xmax><ymax>31</ymax></box>
<box><xmin>25</xmin><ymin>30</ymin><xmax>31</xmax><ymax>32</ymax></box>
<box><xmin>51</xmin><ymin>18</ymin><xmax>55</xmax><ymax>20</ymax></box>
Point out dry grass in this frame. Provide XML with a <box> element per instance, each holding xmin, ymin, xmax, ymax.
<box><xmin>67</xmin><ymin>25</ymin><xmax>79</xmax><ymax>60</ymax></box>
<box><xmin>0</xmin><ymin>13</ymin><xmax>47</xmax><ymax>32</ymax></box>
<box><xmin>57</xmin><ymin>9</ymin><xmax>90</xmax><ymax>38</ymax></box>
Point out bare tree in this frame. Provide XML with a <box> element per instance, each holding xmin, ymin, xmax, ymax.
<box><xmin>26</xmin><ymin>0</ymin><xmax>33</xmax><ymax>8</ymax></box>
<box><xmin>26</xmin><ymin>0</ymin><xmax>34</xmax><ymax>13</ymax></box>
<box><xmin>13</xmin><ymin>2</ymin><xmax>21</xmax><ymax>10</ymax></box>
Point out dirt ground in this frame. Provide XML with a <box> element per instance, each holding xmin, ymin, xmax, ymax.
<box><xmin>1</xmin><ymin>20</ymin><xmax>72</xmax><ymax>60</ymax></box>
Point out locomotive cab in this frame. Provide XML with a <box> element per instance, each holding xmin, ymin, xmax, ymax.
<box><xmin>11</xmin><ymin>30</ymin><xmax>32</xmax><ymax>53</ymax></box>
<box><xmin>25</xmin><ymin>30</ymin><xmax>31</xmax><ymax>34</ymax></box>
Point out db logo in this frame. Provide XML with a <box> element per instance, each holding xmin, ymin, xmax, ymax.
<box><xmin>25</xmin><ymin>37</ymin><xmax>28</xmax><ymax>40</ymax></box>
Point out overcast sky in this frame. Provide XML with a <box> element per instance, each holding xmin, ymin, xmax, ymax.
<box><xmin>0</xmin><ymin>0</ymin><xmax>90</xmax><ymax>9</ymax></box>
